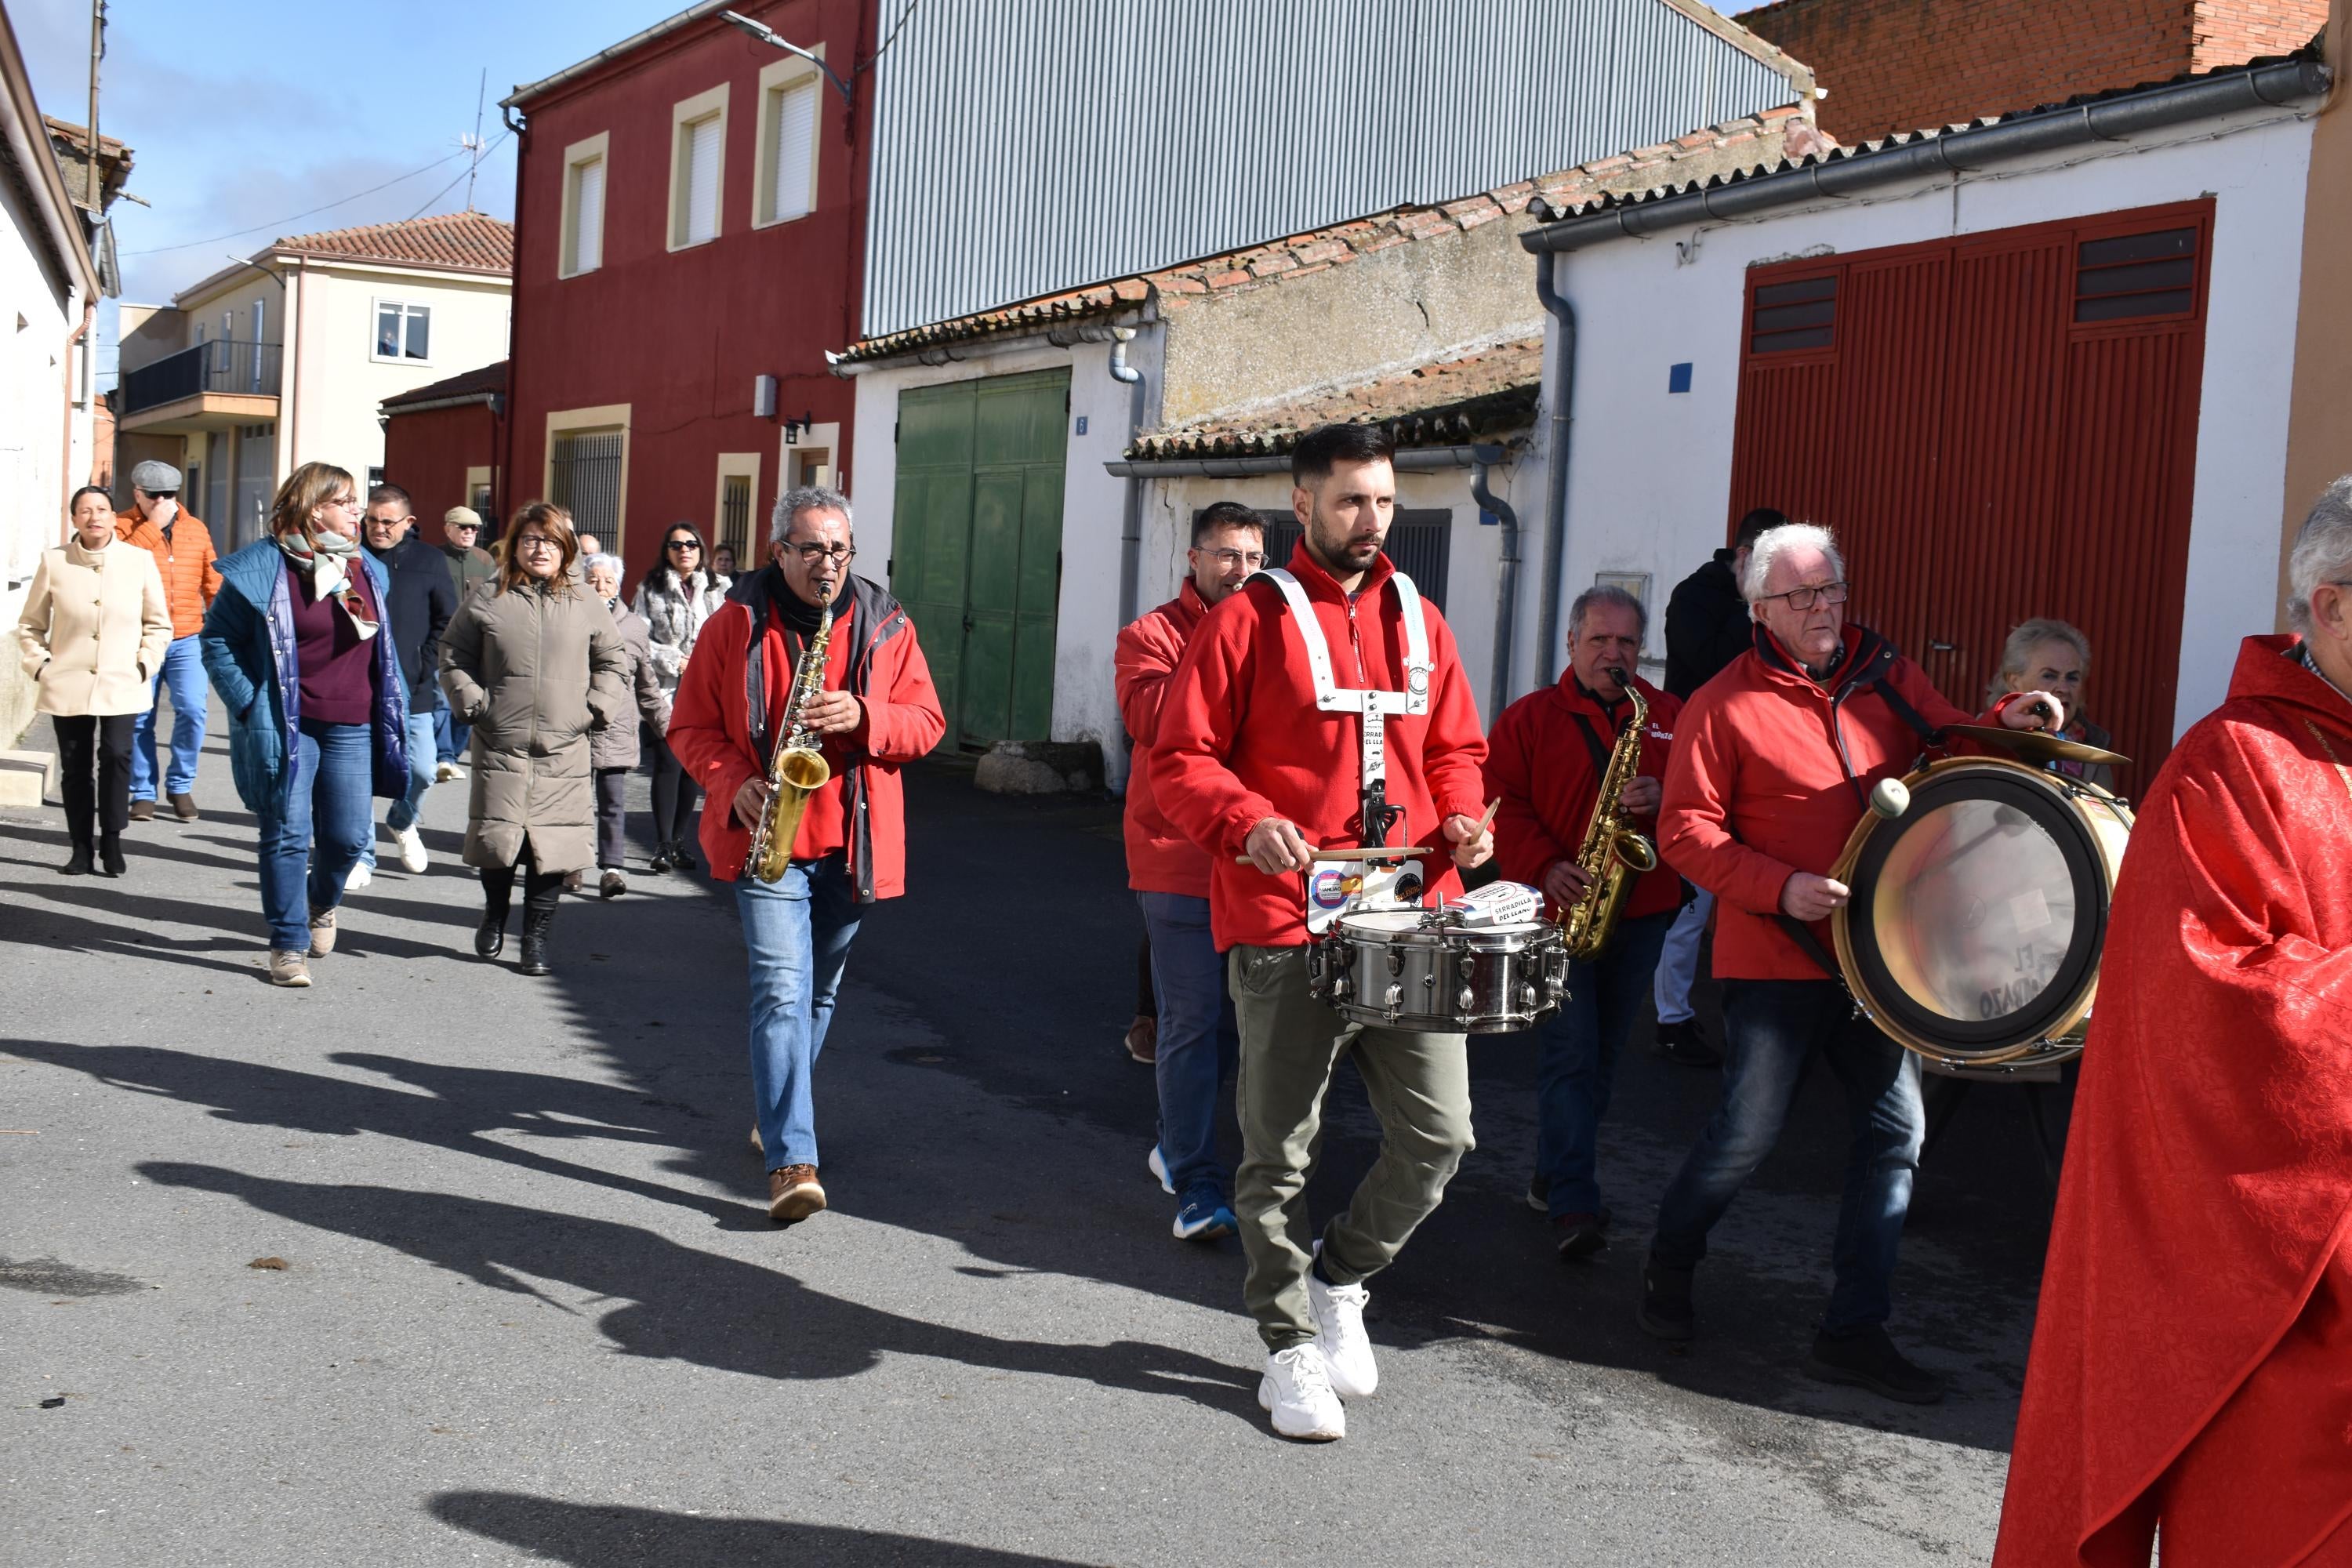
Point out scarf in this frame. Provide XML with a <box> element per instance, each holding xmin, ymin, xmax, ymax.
<box><xmin>278</xmin><ymin>531</ymin><xmax>379</xmax><ymax>642</ymax></box>
<box><xmin>768</xmin><ymin>573</ymin><xmax>828</xmax><ymax>637</ymax></box>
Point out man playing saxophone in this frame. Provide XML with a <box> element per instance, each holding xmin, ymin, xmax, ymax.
<box><xmin>1485</xmin><ymin>585</ymin><xmax>1681</xmax><ymax>1261</ymax></box>
<box><xmin>668</xmin><ymin>485</ymin><xmax>945</xmax><ymax>1222</ymax></box>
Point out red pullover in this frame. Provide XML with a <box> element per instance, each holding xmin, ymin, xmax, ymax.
<box><xmin>1658</xmin><ymin>622</ymin><xmax>2018</xmax><ymax>981</ymax></box>
<box><xmin>1485</xmin><ymin>670</ymin><xmax>1683</xmax><ymax>924</ymax></box>
<box><xmin>1150</xmin><ymin>543</ymin><xmax>1488</xmax><ymax>951</ymax></box>
<box><xmin>1116</xmin><ymin>580</ymin><xmax>1213</xmax><ymax>897</ymax></box>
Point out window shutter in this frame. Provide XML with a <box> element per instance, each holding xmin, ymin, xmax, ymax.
<box><xmin>771</xmin><ymin>77</ymin><xmax>818</xmax><ymax>222</ymax></box>
<box><xmin>573</xmin><ymin>159</ymin><xmax>604</xmax><ymax>272</ymax></box>
<box><xmin>686</xmin><ymin>117</ymin><xmax>720</xmax><ymax>244</ymax></box>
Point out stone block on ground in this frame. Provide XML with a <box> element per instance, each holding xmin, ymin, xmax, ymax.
<box><xmin>0</xmin><ymin>748</ymin><xmax>56</xmax><ymax>808</ymax></box>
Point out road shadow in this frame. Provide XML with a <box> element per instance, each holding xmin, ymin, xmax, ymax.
<box><xmin>140</xmin><ymin>1160</ymin><xmax>1258</xmax><ymax>1422</ymax></box>
<box><xmin>431</xmin><ymin>1491</ymin><xmax>1096</xmax><ymax>1566</ymax></box>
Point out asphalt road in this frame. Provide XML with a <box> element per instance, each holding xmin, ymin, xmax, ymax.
<box><xmin>2</xmin><ymin>694</ymin><xmax>2061</xmax><ymax>1565</ymax></box>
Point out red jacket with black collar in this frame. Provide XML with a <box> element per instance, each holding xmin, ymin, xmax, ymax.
<box><xmin>1149</xmin><ymin>543</ymin><xmax>1489</xmax><ymax>951</ymax></box>
<box><xmin>1116</xmin><ymin>579</ymin><xmax>1214</xmax><ymax>898</ymax></box>
<box><xmin>1485</xmin><ymin>670</ymin><xmax>1684</xmax><ymax>924</ymax></box>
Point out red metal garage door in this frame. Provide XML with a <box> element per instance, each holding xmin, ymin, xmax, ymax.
<box><xmin>1726</xmin><ymin>198</ymin><xmax>2213</xmax><ymax>791</ymax></box>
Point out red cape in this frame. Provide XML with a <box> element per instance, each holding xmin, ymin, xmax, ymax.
<box><xmin>1995</xmin><ymin>637</ymin><xmax>2352</xmax><ymax>1564</ymax></box>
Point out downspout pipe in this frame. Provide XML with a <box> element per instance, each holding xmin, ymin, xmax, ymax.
<box><xmin>1534</xmin><ymin>252</ymin><xmax>1575</xmax><ymax>688</ymax></box>
<box><xmin>61</xmin><ymin>301</ymin><xmax>94</xmax><ymax>543</ymax></box>
<box><xmin>1109</xmin><ymin>327</ymin><xmax>1145</xmax><ymax>630</ymax></box>
<box><xmin>1468</xmin><ymin>442</ymin><xmax>1518</xmax><ymax>727</ymax></box>
<box><xmin>499</xmin><ymin>103</ymin><xmax>529</xmax><ymax>535</ymax></box>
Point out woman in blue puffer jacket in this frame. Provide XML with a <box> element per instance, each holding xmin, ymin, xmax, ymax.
<box><xmin>199</xmin><ymin>462</ymin><xmax>409</xmax><ymax>987</ymax></box>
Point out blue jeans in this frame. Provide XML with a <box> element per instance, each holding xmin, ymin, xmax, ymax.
<box><xmin>363</xmin><ymin>706</ymin><xmax>442</xmax><ymax>866</ymax></box>
<box><xmin>1532</xmin><ymin>909</ymin><xmax>1671</xmax><ymax>1220</ymax></box>
<box><xmin>131</xmin><ymin>633</ymin><xmax>208</xmax><ymax>800</ymax></box>
<box><xmin>1653</xmin><ymin>887</ymin><xmax>1712</xmax><ymax>1026</ymax></box>
<box><xmin>736</xmin><ymin>854</ymin><xmax>864</xmax><ymax>1171</ymax></box>
<box><xmin>434</xmin><ymin>706</ymin><xmax>472</xmax><ymax>764</ymax></box>
<box><xmin>256</xmin><ymin>719</ymin><xmax>375</xmax><ymax>952</ymax></box>
<box><xmin>1651</xmin><ymin>979</ymin><xmax>1926</xmax><ymax>1333</ymax></box>
<box><xmin>1138</xmin><ymin>891</ymin><xmax>1239</xmax><ymax>1201</ymax></box>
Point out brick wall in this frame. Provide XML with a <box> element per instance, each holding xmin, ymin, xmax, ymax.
<box><xmin>1739</xmin><ymin>0</ymin><xmax>2321</xmax><ymax>144</ymax></box>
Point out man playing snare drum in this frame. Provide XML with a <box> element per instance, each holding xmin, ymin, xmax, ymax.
<box><xmin>1648</xmin><ymin>521</ymin><xmax>2062</xmax><ymax>1403</ymax></box>
<box><xmin>1152</xmin><ymin>423</ymin><xmax>1493</xmax><ymax>1443</ymax></box>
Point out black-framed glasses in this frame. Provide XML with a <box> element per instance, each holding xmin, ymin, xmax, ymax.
<box><xmin>1196</xmin><ymin>546</ymin><xmax>1267</xmax><ymax>570</ymax></box>
<box><xmin>788</xmin><ymin>543</ymin><xmax>855</xmax><ymax>565</ymax></box>
<box><xmin>666</xmin><ymin>539</ymin><xmax>701</xmax><ymax>552</ymax></box>
<box><xmin>514</xmin><ymin>535</ymin><xmax>561</xmax><ymax>553</ymax></box>
<box><xmin>1754</xmin><ymin>580</ymin><xmax>1848</xmax><ymax>611</ymax></box>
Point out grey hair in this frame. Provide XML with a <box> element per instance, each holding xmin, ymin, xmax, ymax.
<box><xmin>2288</xmin><ymin>476</ymin><xmax>2352</xmax><ymax>635</ymax></box>
<box><xmin>1567</xmin><ymin>583</ymin><xmax>1648</xmax><ymax>644</ymax></box>
<box><xmin>1742</xmin><ymin>522</ymin><xmax>1845</xmax><ymax>604</ymax></box>
<box><xmin>771</xmin><ymin>484</ymin><xmax>853</xmax><ymax>545</ymax></box>
<box><xmin>1988</xmin><ymin>617</ymin><xmax>2090</xmax><ymax>704</ymax></box>
<box><xmin>583</xmin><ymin>552</ymin><xmax>625</xmax><ymax>581</ymax></box>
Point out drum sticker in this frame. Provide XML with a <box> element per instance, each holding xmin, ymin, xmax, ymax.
<box><xmin>2009</xmin><ymin>887</ymin><xmax>2053</xmax><ymax>935</ymax></box>
<box><xmin>1305</xmin><ymin>858</ymin><xmax>1426</xmax><ymax>935</ymax></box>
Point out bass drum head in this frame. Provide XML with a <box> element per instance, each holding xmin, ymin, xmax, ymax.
<box><xmin>1839</xmin><ymin>763</ymin><xmax>2110</xmax><ymax>1060</ymax></box>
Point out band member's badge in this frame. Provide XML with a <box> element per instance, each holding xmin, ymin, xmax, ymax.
<box><xmin>1305</xmin><ymin>857</ymin><xmax>1427</xmax><ymax>934</ymax></box>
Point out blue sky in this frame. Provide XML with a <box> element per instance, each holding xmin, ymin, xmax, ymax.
<box><xmin>12</xmin><ymin>0</ymin><xmax>1776</xmax><ymax>380</ymax></box>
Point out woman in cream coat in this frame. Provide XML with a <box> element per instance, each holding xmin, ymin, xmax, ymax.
<box><xmin>16</xmin><ymin>485</ymin><xmax>172</xmax><ymax>875</ymax></box>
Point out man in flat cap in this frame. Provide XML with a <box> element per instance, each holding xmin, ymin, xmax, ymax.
<box><xmin>114</xmin><ymin>459</ymin><xmax>220</xmax><ymax>821</ymax></box>
<box><xmin>434</xmin><ymin>506</ymin><xmax>498</xmax><ymax>779</ymax></box>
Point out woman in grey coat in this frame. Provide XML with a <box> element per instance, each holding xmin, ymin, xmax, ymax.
<box><xmin>631</xmin><ymin>521</ymin><xmax>730</xmax><ymax>871</ymax></box>
<box><xmin>439</xmin><ymin>503</ymin><xmax>628</xmax><ymax>975</ymax></box>
<box><xmin>583</xmin><ymin>552</ymin><xmax>671</xmax><ymax>898</ymax></box>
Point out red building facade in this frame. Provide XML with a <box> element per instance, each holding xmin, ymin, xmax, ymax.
<box><xmin>502</xmin><ymin>0</ymin><xmax>876</xmax><ymax>589</ymax></box>
<box><xmin>381</xmin><ymin>361</ymin><xmax>507</xmax><ymax>544</ymax></box>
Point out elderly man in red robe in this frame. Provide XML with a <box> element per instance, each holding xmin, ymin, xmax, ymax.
<box><xmin>1995</xmin><ymin>477</ymin><xmax>2352</xmax><ymax>1567</ymax></box>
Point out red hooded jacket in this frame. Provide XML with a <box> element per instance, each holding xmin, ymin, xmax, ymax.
<box><xmin>1658</xmin><ymin>622</ymin><xmax>2013</xmax><ymax>981</ymax></box>
<box><xmin>1117</xmin><ymin>580</ymin><xmax>1214</xmax><ymax>898</ymax></box>
<box><xmin>666</xmin><ymin>568</ymin><xmax>943</xmax><ymax>900</ymax></box>
<box><xmin>1994</xmin><ymin>638</ymin><xmax>2352</xmax><ymax>1567</ymax></box>
<box><xmin>1150</xmin><ymin>543</ymin><xmax>1489</xmax><ymax>951</ymax></box>
<box><xmin>1485</xmin><ymin>670</ymin><xmax>1683</xmax><ymax>924</ymax></box>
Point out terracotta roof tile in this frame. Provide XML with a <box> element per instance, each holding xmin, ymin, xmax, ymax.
<box><xmin>272</xmin><ymin>210</ymin><xmax>514</xmax><ymax>274</ymax></box>
<box><xmin>380</xmin><ymin>358</ymin><xmax>510</xmax><ymax>411</ymax></box>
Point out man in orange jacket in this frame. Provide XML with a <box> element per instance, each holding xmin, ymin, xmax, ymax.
<box><xmin>1153</xmin><ymin>423</ymin><xmax>1493</xmax><ymax>1443</ymax></box>
<box><xmin>114</xmin><ymin>459</ymin><xmax>220</xmax><ymax>821</ymax></box>
<box><xmin>1485</xmin><ymin>585</ymin><xmax>1682</xmax><ymax>1259</ymax></box>
<box><xmin>1644</xmin><ymin>521</ymin><xmax>2062</xmax><ymax>1403</ymax></box>
<box><xmin>1116</xmin><ymin>500</ymin><xmax>1267</xmax><ymax>1243</ymax></box>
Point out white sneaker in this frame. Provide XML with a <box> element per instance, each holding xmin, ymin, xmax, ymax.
<box><xmin>1147</xmin><ymin>1144</ymin><xmax>1174</xmax><ymax>1195</ymax></box>
<box><xmin>1258</xmin><ymin>1345</ymin><xmax>1345</xmax><ymax>1441</ymax></box>
<box><xmin>1308</xmin><ymin>1244</ymin><xmax>1377</xmax><ymax>1399</ymax></box>
<box><xmin>434</xmin><ymin>760</ymin><xmax>459</xmax><ymax>783</ymax></box>
<box><xmin>394</xmin><ymin>824</ymin><xmax>428</xmax><ymax>874</ymax></box>
<box><xmin>345</xmin><ymin>861</ymin><xmax>372</xmax><ymax>891</ymax></box>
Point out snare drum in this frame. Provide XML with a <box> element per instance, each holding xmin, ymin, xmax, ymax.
<box><xmin>1830</xmin><ymin>757</ymin><xmax>2132</xmax><ymax>1069</ymax></box>
<box><xmin>1305</xmin><ymin>908</ymin><xmax>1569</xmax><ymax>1034</ymax></box>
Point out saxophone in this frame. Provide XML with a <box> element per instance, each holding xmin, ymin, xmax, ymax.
<box><xmin>1558</xmin><ymin>668</ymin><xmax>1662</xmax><ymax>962</ymax></box>
<box><xmin>746</xmin><ymin>585</ymin><xmax>836</xmax><ymax>884</ymax></box>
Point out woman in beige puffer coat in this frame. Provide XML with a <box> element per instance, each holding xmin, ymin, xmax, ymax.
<box><xmin>16</xmin><ymin>485</ymin><xmax>173</xmax><ymax>875</ymax></box>
<box><xmin>438</xmin><ymin>502</ymin><xmax>627</xmax><ymax>976</ymax></box>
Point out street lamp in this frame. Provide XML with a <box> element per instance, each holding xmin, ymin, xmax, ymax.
<box><xmin>719</xmin><ymin>10</ymin><xmax>855</xmax><ymax>107</ymax></box>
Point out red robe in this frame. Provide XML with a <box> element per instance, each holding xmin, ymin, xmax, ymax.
<box><xmin>1995</xmin><ymin>637</ymin><xmax>2352</xmax><ymax>1567</ymax></box>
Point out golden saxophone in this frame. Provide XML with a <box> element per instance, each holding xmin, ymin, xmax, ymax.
<box><xmin>746</xmin><ymin>585</ymin><xmax>835</xmax><ymax>884</ymax></box>
<box><xmin>1558</xmin><ymin>668</ymin><xmax>1661</xmax><ymax>962</ymax></box>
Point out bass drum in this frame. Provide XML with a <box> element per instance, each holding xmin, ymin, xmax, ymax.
<box><xmin>1830</xmin><ymin>757</ymin><xmax>2132</xmax><ymax>1069</ymax></box>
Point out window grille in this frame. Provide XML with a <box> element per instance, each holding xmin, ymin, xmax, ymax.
<box><xmin>2074</xmin><ymin>227</ymin><xmax>2198</xmax><ymax>324</ymax></box>
<box><xmin>550</xmin><ymin>430</ymin><xmax>624</xmax><ymax>546</ymax></box>
<box><xmin>1749</xmin><ymin>274</ymin><xmax>1838</xmax><ymax>354</ymax></box>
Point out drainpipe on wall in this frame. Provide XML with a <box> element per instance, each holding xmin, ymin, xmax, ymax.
<box><xmin>1533</xmin><ymin>252</ymin><xmax>1577</xmax><ymax>687</ymax></box>
<box><xmin>1109</xmin><ymin>326</ymin><xmax>1146</xmax><ymax>630</ymax></box>
<box><xmin>500</xmin><ymin>103</ymin><xmax>530</xmax><ymax>534</ymax></box>
<box><xmin>1468</xmin><ymin>441</ymin><xmax>1518</xmax><ymax>728</ymax></box>
<box><xmin>60</xmin><ymin>301</ymin><xmax>93</xmax><ymax>544</ymax></box>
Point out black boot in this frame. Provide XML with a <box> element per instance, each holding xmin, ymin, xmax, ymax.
<box><xmin>475</xmin><ymin>906</ymin><xmax>507</xmax><ymax>959</ymax></box>
<box><xmin>61</xmin><ymin>842</ymin><xmax>94</xmax><ymax>876</ymax></box>
<box><xmin>648</xmin><ymin>841</ymin><xmax>673</xmax><ymax>873</ymax></box>
<box><xmin>1804</xmin><ymin>1325</ymin><xmax>1947</xmax><ymax>1405</ymax></box>
<box><xmin>669</xmin><ymin>839</ymin><xmax>698</xmax><ymax>873</ymax></box>
<box><xmin>517</xmin><ymin>907</ymin><xmax>554</xmax><ymax>976</ymax></box>
<box><xmin>1638</xmin><ymin>1255</ymin><xmax>1697</xmax><ymax>1342</ymax></box>
<box><xmin>98</xmin><ymin>833</ymin><xmax>126</xmax><ymax>877</ymax></box>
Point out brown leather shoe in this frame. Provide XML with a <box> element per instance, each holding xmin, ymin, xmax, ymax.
<box><xmin>129</xmin><ymin>799</ymin><xmax>156</xmax><ymax>822</ymax></box>
<box><xmin>767</xmin><ymin>1163</ymin><xmax>825</xmax><ymax>1222</ymax></box>
<box><xmin>1123</xmin><ymin>1015</ymin><xmax>1158</xmax><ymax>1065</ymax></box>
<box><xmin>169</xmin><ymin>792</ymin><xmax>198</xmax><ymax>821</ymax></box>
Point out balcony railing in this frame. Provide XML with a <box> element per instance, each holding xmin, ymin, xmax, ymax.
<box><xmin>118</xmin><ymin>339</ymin><xmax>282</xmax><ymax>416</ymax></box>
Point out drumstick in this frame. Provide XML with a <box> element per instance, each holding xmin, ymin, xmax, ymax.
<box><xmin>1231</xmin><ymin>803</ymin><xmax>1499</xmax><ymax>866</ymax></box>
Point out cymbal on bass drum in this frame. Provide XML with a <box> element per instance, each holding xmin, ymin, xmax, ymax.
<box><xmin>1940</xmin><ymin>723</ymin><xmax>2130</xmax><ymax>770</ymax></box>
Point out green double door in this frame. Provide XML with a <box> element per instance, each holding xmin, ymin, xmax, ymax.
<box><xmin>890</xmin><ymin>368</ymin><xmax>1069</xmax><ymax>750</ymax></box>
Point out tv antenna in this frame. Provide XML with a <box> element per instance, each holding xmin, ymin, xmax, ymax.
<box><xmin>461</xmin><ymin>68</ymin><xmax>487</xmax><ymax>211</ymax></box>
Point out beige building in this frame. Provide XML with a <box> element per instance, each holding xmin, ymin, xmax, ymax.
<box><xmin>114</xmin><ymin>212</ymin><xmax>511</xmax><ymax>549</ymax></box>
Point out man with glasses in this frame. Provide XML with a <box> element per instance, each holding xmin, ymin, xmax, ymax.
<box><xmin>1116</xmin><ymin>501</ymin><xmax>1266</xmax><ymax>1243</ymax></box>
<box><xmin>114</xmin><ymin>459</ymin><xmax>220</xmax><ymax>822</ymax></box>
<box><xmin>437</xmin><ymin>507</ymin><xmax>497</xmax><ymax>781</ymax></box>
<box><xmin>667</xmin><ymin>485</ymin><xmax>945</xmax><ymax>1224</ymax></box>
<box><xmin>354</xmin><ymin>484</ymin><xmax>455</xmax><ymax>882</ymax></box>
<box><xmin>1642</xmin><ymin>521</ymin><xmax>2064</xmax><ymax>1404</ymax></box>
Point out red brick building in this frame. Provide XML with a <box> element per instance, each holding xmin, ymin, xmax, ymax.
<box><xmin>380</xmin><ymin>361</ymin><xmax>506</xmax><ymax>543</ymax></box>
<box><xmin>1740</xmin><ymin>0</ymin><xmax>2327</xmax><ymax>143</ymax></box>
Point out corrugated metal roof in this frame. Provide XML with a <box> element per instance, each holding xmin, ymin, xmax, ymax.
<box><xmin>861</xmin><ymin>0</ymin><xmax>1802</xmax><ymax>337</ymax></box>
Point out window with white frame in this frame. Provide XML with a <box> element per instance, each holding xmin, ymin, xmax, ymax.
<box><xmin>755</xmin><ymin>55</ymin><xmax>821</xmax><ymax>227</ymax></box>
<box><xmin>561</xmin><ymin>132</ymin><xmax>608</xmax><ymax>278</ymax></box>
<box><xmin>374</xmin><ymin>300</ymin><xmax>430</xmax><ymax>362</ymax></box>
<box><xmin>667</xmin><ymin>85</ymin><xmax>728</xmax><ymax>251</ymax></box>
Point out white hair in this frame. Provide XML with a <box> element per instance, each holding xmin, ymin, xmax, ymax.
<box><xmin>583</xmin><ymin>552</ymin><xmax>624</xmax><ymax>581</ymax></box>
<box><xmin>2288</xmin><ymin>477</ymin><xmax>2352</xmax><ymax>636</ymax></box>
<box><xmin>771</xmin><ymin>484</ymin><xmax>853</xmax><ymax>546</ymax></box>
<box><xmin>1741</xmin><ymin>522</ymin><xmax>1845</xmax><ymax>604</ymax></box>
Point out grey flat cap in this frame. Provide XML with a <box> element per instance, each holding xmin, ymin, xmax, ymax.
<box><xmin>129</xmin><ymin>459</ymin><xmax>183</xmax><ymax>493</ymax></box>
<box><xmin>444</xmin><ymin>506</ymin><xmax>483</xmax><ymax>528</ymax></box>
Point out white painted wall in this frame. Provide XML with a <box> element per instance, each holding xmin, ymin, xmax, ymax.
<box><xmin>1525</xmin><ymin>103</ymin><xmax>2314</xmax><ymax>742</ymax></box>
<box><xmin>293</xmin><ymin>262</ymin><xmax>511</xmax><ymax>480</ymax></box>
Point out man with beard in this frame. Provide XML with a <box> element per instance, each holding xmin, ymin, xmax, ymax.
<box><xmin>1153</xmin><ymin>423</ymin><xmax>1493</xmax><ymax>1442</ymax></box>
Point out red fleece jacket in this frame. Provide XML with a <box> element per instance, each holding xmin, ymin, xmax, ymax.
<box><xmin>1485</xmin><ymin>670</ymin><xmax>1684</xmax><ymax>924</ymax></box>
<box><xmin>1117</xmin><ymin>580</ymin><xmax>1213</xmax><ymax>898</ymax></box>
<box><xmin>1149</xmin><ymin>543</ymin><xmax>1488</xmax><ymax>951</ymax></box>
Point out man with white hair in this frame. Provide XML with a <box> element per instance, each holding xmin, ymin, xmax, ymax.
<box><xmin>1643</xmin><ymin>521</ymin><xmax>2063</xmax><ymax>1403</ymax></box>
<box><xmin>1996</xmin><ymin>477</ymin><xmax>2352</xmax><ymax>1566</ymax></box>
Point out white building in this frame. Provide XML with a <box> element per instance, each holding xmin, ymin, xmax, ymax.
<box><xmin>114</xmin><ymin>212</ymin><xmax>512</xmax><ymax>550</ymax></box>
